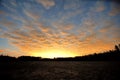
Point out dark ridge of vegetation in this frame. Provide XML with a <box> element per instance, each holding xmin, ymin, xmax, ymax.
<box><xmin>0</xmin><ymin>55</ymin><xmax>16</xmax><ymax>62</ymax></box>
<box><xmin>0</xmin><ymin>44</ymin><xmax>120</xmax><ymax>61</ymax></box>
<box><xmin>17</xmin><ymin>56</ymin><xmax>42</xmax><ymax>61</ymax></box>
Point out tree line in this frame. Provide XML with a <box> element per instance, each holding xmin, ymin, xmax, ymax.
<box><xmin>0</xmin><ymin>44</ymin><xmax>120</xmax><ymax>61</ymax></box>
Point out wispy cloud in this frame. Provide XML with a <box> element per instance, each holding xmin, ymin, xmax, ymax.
<box><xmin>1</xmin><ymin>1</ymin><xmax>17</xmax><ymax>13</ymax></box>
<box><xmin>95</xmin><ymin>1</ymin><xmax>105</xmax><ymax>12</ymax></box>
<box><xmin>0</xmin><ymin>48</ymin><xmax>26</xmax><ymax>57</ymax></box>
<box><xmin>109</xmin><ymin>3</ymin><xmax>120</xmax><ymax>16</ymax></box>
<box><xmin>57</xmin><ymin>9</ymin><xmax>82</xmax><ymax>23</ymax></box>
<box><xmin>23</xmin><ymin>10</ymin><xmax>40</xmax><ymax>21</ymax></box>
<box><xmin>0</xmin><ymin>19</ymin><xmax>17</xmax><ymax>29</ymax></box>
<box><xmin>64</xmin><ymin>0</ymin><xmax>80</xmax><ymax>10</ymax></box>
<box><xmin>0</xmin><ymin>49</ymin><xmax>4</xmax><ymax>53</ymax></box>
<box><xmin>0</xmin><ymin>10</ymin><xmax>4</xmax><ymax>14</ymax></box>
<box><xmin>36</xmin><ymin>0</ymin><xmax>55</xmax><ymax>9</ymax></box>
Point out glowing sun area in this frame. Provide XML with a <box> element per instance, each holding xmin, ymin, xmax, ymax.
<box><xmin>31</xmin><ymin>49</ymin><xmax>76</xmax><ymax>58</ymax></box>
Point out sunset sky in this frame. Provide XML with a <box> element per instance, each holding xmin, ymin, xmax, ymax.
<box><xmin>0</xmin><ymin>0</ymin><xmax>120</xmax><ymax>58</ymax></box>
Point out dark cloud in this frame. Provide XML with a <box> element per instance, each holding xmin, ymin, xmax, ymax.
<box><xmin>109</xmin><ymin>4</ymin><xmax>120</xmax><ymax>16</ymax></box>
<box><xmin>105</xmin><ymin>0</ymin><xmax>120</xmax><ymax>3</ymax></box>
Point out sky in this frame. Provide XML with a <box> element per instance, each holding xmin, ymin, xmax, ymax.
<box><xmin>0</xmin><ymin>0</ymin><xmax>120</xmax><ymax>58</ymax></box>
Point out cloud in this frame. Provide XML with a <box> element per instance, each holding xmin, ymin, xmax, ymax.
<box><xmin>23</xmin><ymin>10</ymin><xmax>40</xmax><ymax>21</ymax></box>
<box><xmin>36</xmin><ymin>0</ymin><xmax>55</xmax><ymax>9</ymax></box>
<box><xmin>80</xmin><ymin>19</ymin><xmax>96</xmax><ymax>31</ymax></box>
<box><xmin>95</xmin><ymin>1</ymin><xmax>105</xmax><ymax>12</ymax></box>
<box><xmin>0</xmin><ymin>10</ymin><xmax>4</xmax><ymax>14</ymax></box>
<box><xmin>0</xmin><ymin>48</ymin><xmax>26</xmax><ymax>57</ymax></box>
<box><xmin>1</xmin><ymin>1</ymin><xmax>17</xmax><ymax>13</ymax></box>
<box><xmin>109</xmin><ymin>4</ymin><xmax>120</xmax><ymax>16</ymax></box>
<box><xmin>76</xmin><ymin>18</ymin><xmax>120</xmax><ymax>53</ymax></box>
<box><xmin>10</xmin><ymin>0</ymin><xmax>17</xmax><ymax>7</ymax></box>
<box><xmin>64</xmin><ymin>0</ymin><xmax>80</xmax><ymax>10</ymax></box>
<box><xmin>98</xmin><ymin>22</ymin><xmax>120</xmax><ymax>41</ymax></box>
<box><xmin>0</xmin><ymin>49</ymin><xmax>4</xmax><ymax>53</ymax></box>
<box><xmin>0</xmin><ymin>19</ymin><xmax>18</xmax><ymax>30</ymax></box>
<box><xmin>0</xmin><ymin>22</ymin><xmax>77</xmax><ymax>55</ymax></box>
<box><xmin>53</xmin><ymin>23</ymin><xmax>74</xmax><ymax>31</ymax></box>
<box><xmin>57</xmin><ymin>9</ymin><xmax>82</xmax><ymax>23</ymax></box>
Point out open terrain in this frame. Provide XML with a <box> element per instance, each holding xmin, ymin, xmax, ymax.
<box><xmin>0</xmin><ymin>61</ymin><xmax>120</xmax><ymax>80</ymax></box>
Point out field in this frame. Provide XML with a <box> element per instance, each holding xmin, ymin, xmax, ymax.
<box><xmin>0</xmin><ymin>61</ymin><xmax>120</xmax><ymax>80</ymax></box>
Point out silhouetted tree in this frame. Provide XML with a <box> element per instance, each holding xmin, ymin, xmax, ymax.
<box><xmin>119</xmin><ymin>44</ymin><xmax>120</xmax><ymax>50</ymax></box>
<box><xmin>115</xmin><ymin>45</ymin><xmax>120</xmax><ymax>51</ymax></box>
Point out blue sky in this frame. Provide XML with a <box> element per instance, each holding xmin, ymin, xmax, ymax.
<box><xmin>0</xmin><ymin>0</ymin><xmax>120</xmax><ymax>57</ymax></box>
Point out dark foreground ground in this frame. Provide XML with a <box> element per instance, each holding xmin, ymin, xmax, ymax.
<box><xmin>0</xmin><ymin>61</ymin><xmax>120</xmax><ymax>80</ymax></box>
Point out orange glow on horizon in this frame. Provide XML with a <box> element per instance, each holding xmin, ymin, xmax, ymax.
<box><xmin>25</xmin><ymin>43</ymin><xmax>115</xmax><ymax>58</ymax></box>
<box><xmin>30</xmin><ymin>49</ymin><xmax>76</xmax><ymax>58</ymax></box>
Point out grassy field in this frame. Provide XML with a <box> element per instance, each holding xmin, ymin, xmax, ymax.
<box><xmin>0</xmin><ymin>61</ymin><xmax>120</xmax><ymax>80</ymax></box>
